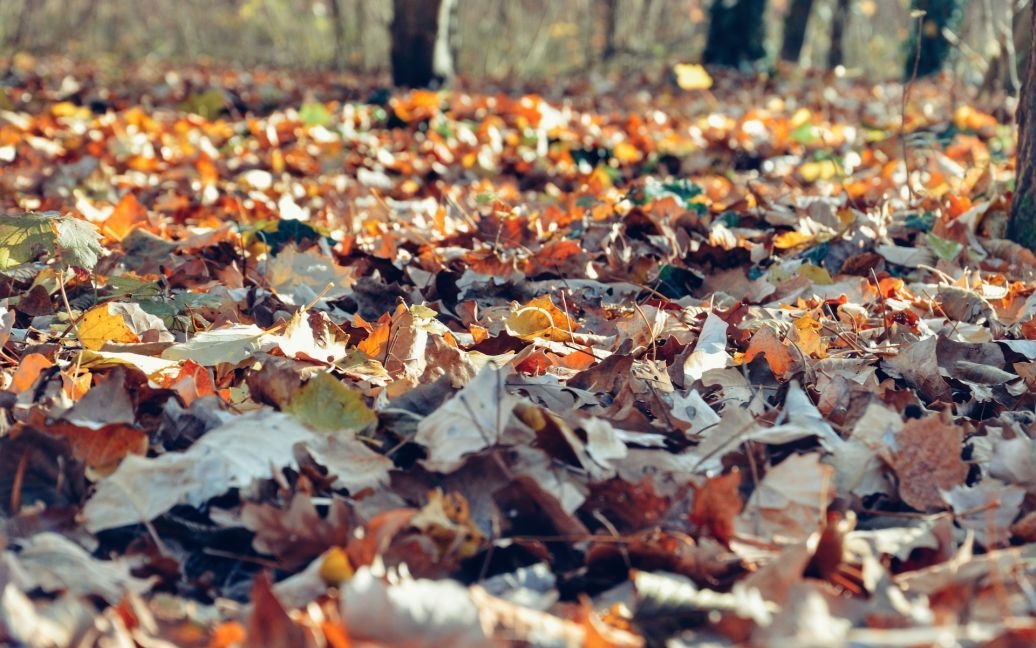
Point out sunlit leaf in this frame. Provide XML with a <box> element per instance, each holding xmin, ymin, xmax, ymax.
<box><xmin>285</xmin><ymin>371</ymin><xmax>376</xmax><ymax>433</ymax></box>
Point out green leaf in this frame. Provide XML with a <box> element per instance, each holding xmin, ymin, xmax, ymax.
<box><xmin>53</xmin><ymin>216</ymin><xmax>103</xmax><ymax>270</ymax></box>
<box><xmin>789</xmin><ymin>123</ymin><xmax>817</xmax><ymax>145</ymax></box>
<box><xmin>251</xmin><ymin>219</ymin><xmax>325</xmax><ymax>254</ymax></box>
<box><xmin>0</xmin><ymin>211</ymin><xmax>102</xmax><ymax>271</ymax></box>
<box><xmin>285</xmin><ymin>371</ymin><xmax>376</xmax><ymax>433</ymax></box>
<box><xmin>635</xmin><ymin>178</ymin><xmax>704</xmax><ymax>209</ymax></box>
<box><xmin>905</xmin><ymin>211</ymin><xmax>936</xmax><ymax>232</ymax></box>
<box><xmin>0</xmin><ymin>213</ymin><xmax>56</xmax><ymax>270</ymax></box>
<box><xmin>926</xmin><ymin>233</ymin><xmax>963</xmax><ymax>261</ymax></box>
<box><xmin>655</xmin><ymin>264</ymin><xmax>703</xmax><ymax>299</ymax></box>
<box><xmin>178</xmin><ymin>89</ymin><xmax>225</xmax><ymax>120</ymax></box>
<box><xmin>299</xmin><ymin>102</ymin><xmax>333</xmax><ymax>127</ymax></box>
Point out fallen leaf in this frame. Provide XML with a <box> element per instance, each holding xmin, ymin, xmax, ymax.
<box><xmin>691</xmin><ymin>470</ymin><xmax>742</xmax><ymax>547</ymax></box>
<box><xmin>82</xmin><ymin>411</ymin><xmax>317</xmax><ymax>532</ymax></box>
<box><xmin>892</xmin><ymin>414</ymin><xmax>967</xmax><ymax>511</ymax></box>
<box><xmin>285</xmin><ymin>371</ymin><xmax>376</xmax><ymax>433</ymax></box>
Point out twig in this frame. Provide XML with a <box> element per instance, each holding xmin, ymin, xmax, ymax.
<box><xmin>870</xmin><ymin>269</ymin><xmax>891</xmax><ymax>342</ymax></box>
<box><xmin>57</xmin><ymin>268</ymin><xmax>80</xmax><ymax>336</ymax></box>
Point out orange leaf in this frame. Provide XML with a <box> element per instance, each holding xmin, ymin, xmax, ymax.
<box><xmin>690</xmin><ymin>470</ymin><xmax>742</xmax><ymax>547</ymax></box>
<box><xmin>48</xmin><ymin>422</ymin><xmax>148</xmax><ymax>475</ymax></box>
<box><xmin>321</xmin><ymin>621</ymin><xmax>352</xmax><ymax>648</ymax></box>
<box><xmin>357</xmin><ymin>317</ymin><xmax>391</xmax><ymax>358</ymax></box>
<box><xmin>209</xmin><ymin>622</ymin><xmax>247</xmax><ymax>648</ymax></box>
<box><xmin>162</xmin><ymin>359</ymin><xmax>218</xmax><ymax>406</ymax></box>
<box><xmin>742</xmin><ymin>326</ymin><xmax>796</xmax><ymax>377</ymax></box>
<box><xmin>612</xmin><ymin>141</ymin><xmax>642</xmax><ymax>164</ymax></box>
<box><xmin>9</xmin><ymin>353</ymin><xmax>54</xmax><ymax>393</ymax></box>
<box><xmin>78</xmin><ymin>303</ymin><xmax>141</xmax><ymax>350</ymax></box>
<box><xmin>61</xmin><ymin>370</ymin><xmax>92</xmax><ymax>401</ymax></box>
<box><xmin>104</xmin><ymin>193</ymin><xmax>148</xmax><ymax>241</ymax></box>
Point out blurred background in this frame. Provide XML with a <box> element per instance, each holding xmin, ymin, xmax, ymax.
<box><xmin>0</xmin><ymin>0</ymin><xmax>1029</xmax><ymax>90</ymax></box>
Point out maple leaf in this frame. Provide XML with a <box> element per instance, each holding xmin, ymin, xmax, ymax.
<box><xmin>0</xmin><ymin>212</ymin><xmax>102</xmax><ymax>270</ymax></box>
<box><xmin>892</xmin><ymin>414</ymin><xmax>968</xmax><ymax>511</ymax></box>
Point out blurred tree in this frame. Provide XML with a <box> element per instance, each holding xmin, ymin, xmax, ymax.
<box><xmin>827</xmin><ymin>0</ymin><xmax>851</xmax><ymax>69</ymax></box>
<box><xmin>602</xmin><ymin>0</ymin><xmax>620</xmax><ymax>61</ymax></box>
<box><xmin>703</xmin><ymin>0</ymin><xmax>767</xmax><ymax>68</ymax></box>
<box><xmin>780</xmin><ymin>0</ymin><xmax>814</xmax><ymax>64</ymax></box>
<box><xmin>981</xmin><ymin>0</ymin><xmax>1031</xmax><ymax>96</ymax></box>
<box><xmin>904</xmin><ymin>0</ymin><xmax>965</xmax><ymax>78</ymax></box>
<box><xmin>390</xmin><ymin>0</ymin><xmax>456</xmax><ymax>87</ymax></box>
<box><xmin>1008</xmin><ymin>1</ymin><xmax>1036</xmax><ymax>250</ymax></box>
<box><xmin>4</xmin><ymin>0</ymin><xmax>35</xmax><ymax>54</ymax></box>
<box><xmin>328</xmin><ymin>0</ymin><xmax>346</xmax><ymax>70</ymax></box>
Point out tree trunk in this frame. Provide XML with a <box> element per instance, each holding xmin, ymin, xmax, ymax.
<box><xmin>4</xmin><ymin>0</ymin><xmax>35</xmax><ymax>53</ymax></box>
<box><xmin>390</xmin><ymin>0</ymin><xmax>456</xmax><ymax>88</ymax></box>
<box><xmin>602</xmin><ymin>0</ymin><xmax>619</xmax><ymax>61</ymax></box>
<box><xmin>328</xmin><ymin>0</ymin><xmax>346</xmax><ymax>70</ymax></box>
<box><xmin>1008</xmin><ymin>2</ymin><xmax>1036</xmax><ymax>250</ymax></box>
<box><xmin>703</xmin><ymin>0</ymin><xmax>768</xmax><ymax>68</ymax></box>
<box><xmin>827</xmin><ymin>0</ymin><xmax>851</xmax><ymax>69</ymax></box>
<box><xmin>981</xmin><ymin>0</ymin><xmax>1032</xmax><ymax>97</ymax></box>
<box><xmin>904</xmin><ymin>0</ymin><xmax>965</xmax><ymax>79</ymax></box>
<box><xmin>780</xmin><ymin>0</ymin><xmax>814</xmax><ymax>64</ymax></box>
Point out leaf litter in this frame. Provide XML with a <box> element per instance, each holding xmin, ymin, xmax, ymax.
<box><xmin>0</xmin><ymin>60</ymin><xmax>1034</xmax><ymax>645</ymax></box>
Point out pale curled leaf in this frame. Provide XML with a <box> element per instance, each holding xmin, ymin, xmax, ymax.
<box><xmin>415</xmin><ymin>365</ymin><xmax>525</xmax><ymax>472</ymax></box>
<box><xmin>340</xmin><ymin>567</ymin><xmax>489</xmax><ymax>647</ymax></box>
<box><xmin>2</xmin><ymin>533</ymin><xmax>150</xmax><ymax>604</ymax></box>
<box><xmin>83</xmin><ymin>411</ymin><xmax>313</xmax><ymax>531</ymax></box>
<box><xmin>683</xmin><ymin>311</ymin><xmax>730</xmax><ymax>383</ymax></box>
<box><xmin>162</xmin><ymin>324</ymin><xmax>269</xmax><ymax>366</ymax></box>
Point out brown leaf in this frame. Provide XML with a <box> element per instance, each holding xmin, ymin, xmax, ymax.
<box><xmin>46</xmin><ymin>422</ymin><xmax>147</xmax><ymax>475</ymax></box>
<box><xmin>892</xmin><ymin>414</ymin><xmax>967</xmax><ymax>511</ymax></box>
<box><xmin>690</xmin><ymin>470</ymin><xmax>742</xmax><ymax>547</ymax></box>
<box><xmin>246</xmin><ymin>571</ymin><xmax>311</xmax><ymax>648</ymax></box>
<box><xmin>241</xmin><ymin>494</ymin><xmax>356</xmax><ymax>570</ymax></box>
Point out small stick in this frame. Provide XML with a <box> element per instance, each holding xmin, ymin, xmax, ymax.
<box><xmin>57</xmin><ymin>268</ymin><xmax>81</xmax><ymax>336</ymax></box>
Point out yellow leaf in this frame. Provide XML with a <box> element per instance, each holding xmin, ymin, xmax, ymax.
<box><xmin>613</xmin><ymin>141</ymin><xmax>642</xmax><ymax>164</ymax></box>
<box><xmin>798</xmin><ymin>159</ymin><xmax>840</xmax><ymax>183</ymax></box>
<box><xmin>953</xmin><ymin>105</ymin><xmax>997</xmax><ymax>132</ymax></box>
<box><xmin>319</xmin><ymin>547</ymin><xmax>354</xmax><ymax>584</ymax></box>
<box><xmin>505</xmin><ymin>296</ymin><xmax>577</xmax><ymax>342</ymax></box>
<box><xmin>773</xmin><ymin>230</ymin><xmax>814</xmax><ymax>250</ymax></box>
<box><xmin>78</xmin><ymin>303</ymin><xmax>139</xmax><ymax>351</ymax></box>
<box><xmin>791</xmin><ymin>312</ymin><xmax>828</xmax><ymax>358</ymax></box>
<box><xmin>51</xmin><ymin>101</ymin><xmax>90</xmax><ymax>120</ymax></box>
<box><xmin>797</xmin><ymin>264</ymin><xmax>834</xmax><ymax>285</ymax></box>
<box><xmin>673</xmin><ymin>63</ymin><xmax>713</xmax><ymax>90</ymax></box>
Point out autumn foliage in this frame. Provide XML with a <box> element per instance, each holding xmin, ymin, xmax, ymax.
<box><xmin>0</xmin><ymin>59</ymin><xmax>1034</xmax><ymax>645</ymax></box>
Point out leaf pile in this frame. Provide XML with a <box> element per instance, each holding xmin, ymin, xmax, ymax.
<box><xmin>0</xmin><ymin>63</ymin><xmax>1034</xmax><ymax>646</ymax></box>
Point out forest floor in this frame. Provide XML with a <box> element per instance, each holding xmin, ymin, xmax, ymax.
<box><xmin>0</xmin><ymin>57</ymin><xmax>1034</xmax><ymax>646</ymax></box>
